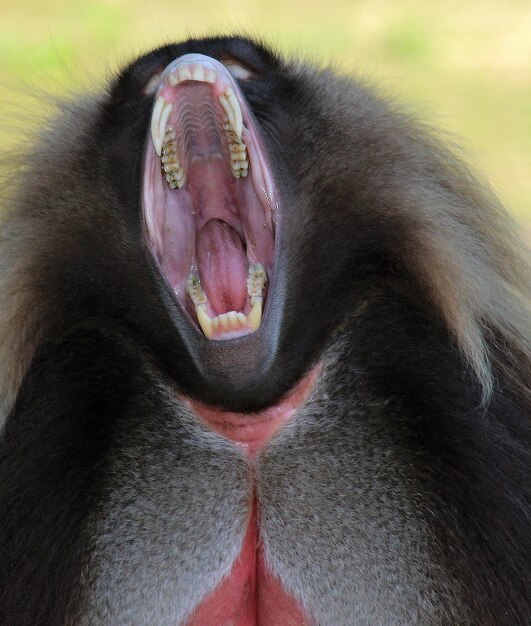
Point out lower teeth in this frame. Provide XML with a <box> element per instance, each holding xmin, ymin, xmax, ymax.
<box><xmin>186</xmin><ymin>264</ymin><xmax>267</xmax><ymax>338</ymax></box>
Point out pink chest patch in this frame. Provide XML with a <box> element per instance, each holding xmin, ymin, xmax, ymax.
<box><xmin>184</xmin><ymin>367</ymin><xmax>320</xmax><ymax>625</ymax></box>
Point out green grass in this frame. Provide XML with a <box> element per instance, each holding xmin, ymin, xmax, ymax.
<box><xmin>1</xmin><ymin>0</ymin><xmax>530</xmax><ymax>235</ymax></box>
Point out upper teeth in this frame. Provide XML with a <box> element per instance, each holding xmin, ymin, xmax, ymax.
<box><xmin>218</xmin><ymin>87</ymin><xmax>243</xmax><ymax>140</ymax></box>
<box><xmin>149</xmin><ymin>64</ymin><xmax>248</xmax><ymax>179</ymax></box>
<box><xmin>150</xmin><ymin>96</ymin><xmax>172</xmax><ymax>157</ymax></box>
<box><xmin>161</xmin><ymin>127</ymin><xmax>185</xmax><ymax>189</ymax></box>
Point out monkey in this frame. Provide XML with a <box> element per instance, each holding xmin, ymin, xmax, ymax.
<box><xmin>0</xmin><ymin>35</ymin><xmax>529</xmax><ymax>626</ymax></box>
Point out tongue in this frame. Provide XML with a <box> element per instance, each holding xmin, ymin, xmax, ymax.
<box><xmin>197</xmin><ymin>219</ymin><xmax>248</xmax><ymax>314</ymax></box>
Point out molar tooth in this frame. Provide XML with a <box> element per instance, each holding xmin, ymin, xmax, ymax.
<box><xmin>246</xmin><ymin>298</ymin><xmax>263</xmax><ymax>331</ymax></box>
<box><xmin>230</xmin><ymin>159</ymin><xmax>248</xmax><ymax>172</ymax></box>
<box><xmin>172</xmin><ymin>172</ymin><xmax>186</xmax><ymax>189</ymax></box>
<box><xmin>195</xmin><ymin>305</ymin><xmax>214</xmax><ymax>338</ymax></box>
<box><xmin>247</xmin><ymin>264</ymin><xmax>267</xmax><ymax>298</ymax></box>
<box><xmin>225</xmin><ymin>87</ymin><xmax>243</xmax><ymax>139</ymax></box>
<box><xmin>237</xmin><ymin>312</ymin><xmax>246</xmax><ymax>325</ymax></box>
<box><xmin>164</xmin><ymin>126</ymin><xmax>176</xmax><ymax>138</ymax></box>
<box><xmin>205</xmin><ymin>68</ymin><xmax>217</xmax><ymax>83</ymax></box>
<box><xmin>168</xmin><ymin>72</ymin><xmax>179</xmax><ymax>87</ymax></box>
<box><xmin>192</xmin><ymin>65</ymin><xmax>206</xmax><ymax>81</ymax></box>
<box><xmin>150</xmin><ymin>95</ymin><xmax>167</xmax><ymax>156</ymax></box>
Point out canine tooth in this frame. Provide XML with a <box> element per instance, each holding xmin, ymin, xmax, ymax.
<box><xmin>196</xmin><ymin>305</ymin><xmax>214</xmax><ymax>338</ymax></box>
<box><xmin>168</xmin><ymin>72</ymin><xmax>179</xmax><ymax>87</ymax></box>
<box><xmin>178</xmin><ymin>65</ymin><xmax>192</xmax><ymax>82</ymax></box>
<box><xmin>247</xmin><ymin>298</ymin><xmax>263</xmax><ymax>331</ymax></box>
<box><xmin>158</xmin><ymin>102</ymin><xmax>173</xmax><ymax>150</ymax></box>
<box><xmin>205</xmin><ymin>69</ymin><xmax>217</xmax><ymax>83</ymax></box>
<box><xmin>192</xmin><ymin>65</ymin><xmax>205</xmax><ymax>81</ymax></box>
<box><xmin>218</xmin><ymin>95</ymin><xmax>235</xmax><ymax>134</ymax></box>
<box><xmin>225</xmin><ymin>88</ymin><xmax>243</xmax><ymax>139</ymax></box>
<box><xmin>150</xmin><ymin>96</ymin><xmax>167</xmax><ymax>156</ymax></box>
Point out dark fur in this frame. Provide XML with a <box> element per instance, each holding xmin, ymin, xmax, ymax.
<box><xmin>0</xmin><ymin>36</ymin><xmax>529</xmax><ymax>625</ymax></box>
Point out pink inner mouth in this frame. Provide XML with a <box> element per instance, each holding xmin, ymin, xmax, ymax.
<box><xmin>143</xmin><ymin>56</ymin><xmax>277</xmax><ymax>339</ymax></box>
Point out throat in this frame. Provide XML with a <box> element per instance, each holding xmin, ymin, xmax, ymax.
<box><xmin>186</xmin><ymin>365</ymin><xmax>320</xmax><ymax>458</ymax></box>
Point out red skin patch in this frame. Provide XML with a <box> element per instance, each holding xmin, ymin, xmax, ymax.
<box><xmin>184</xmin><ymin>367</ymin><xmax>320</xmax><ymax>625</ymax></box>
<box><xmin>187</xmin><ymin>366</ymin><xmax>320</xmax><ymax>458</ymax></box>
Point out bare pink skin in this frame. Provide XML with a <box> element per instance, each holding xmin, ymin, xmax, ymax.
<box><xmin>183</xmin><ymin>367</ymin><xmax>320</xmax><ymax>625</ymax></box>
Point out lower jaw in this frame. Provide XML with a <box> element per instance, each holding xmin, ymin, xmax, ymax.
<box><xmin>185</xmin><ymin>502</ymin><xmax>313</xmax><ymax>626</ymax></box>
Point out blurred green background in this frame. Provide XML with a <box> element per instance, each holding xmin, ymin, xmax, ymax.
<box><xmin>1</xmin><ymin>0</ymin><xmax>530</xmax><ymax>237</ymax></box>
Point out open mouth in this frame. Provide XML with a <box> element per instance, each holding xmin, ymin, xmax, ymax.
<box><xmin>142</xmin><ymin>54</ymin><xmax>277</xmax><ymax>340</ymax></box>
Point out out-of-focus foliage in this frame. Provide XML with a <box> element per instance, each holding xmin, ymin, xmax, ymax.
<box><xmin>1</xmin><ymin>0</ymin><xmax>530</xmax><ymax>232</ymax></box>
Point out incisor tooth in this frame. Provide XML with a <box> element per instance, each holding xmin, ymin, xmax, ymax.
<box><xmin>178</xmin><ymin>66</ymin><xmax>192</xmax><ymax>82</ymax></box>
<box><xmin>228</xmin><ymin>311</ymin><xmax>239</xmax><ymax>328</ymax></box>
<box><xmin>150</xmin><ymin>96</ymin><xmax>166</xmax><ymax>156</ymax></box>
<box><xmin>219</xmin><ymin>313</ymin><xmax>231</xmax><ymax>330</ymax></box>
<box><xmin>205</xmin><ymin>69</ymin><xmax>217</xmax><ymax>83</ymax></box>
<box><xmin>247</xmin><ymin>298</ymin><xmax>263</xmax><ymax>331</ymax></box>
<box><xmin>192</xmin><ymin>65</ymin><xmax>205</xmax><ymax>81</ymax></box>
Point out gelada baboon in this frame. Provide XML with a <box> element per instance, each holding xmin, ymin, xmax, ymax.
<box><xmin>0</xmin><ymin>36</ymin><xmax>529</xmax><ymax>625</ymax></box>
